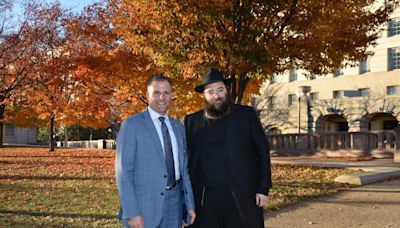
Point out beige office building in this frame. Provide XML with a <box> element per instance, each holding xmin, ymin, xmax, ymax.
<box><xmin>256</xmin><ymin>2</ymin><xmax>400</xmax><ymax>134</ymax></box>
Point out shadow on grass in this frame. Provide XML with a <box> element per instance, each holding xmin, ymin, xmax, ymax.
<box><xmin>0</xmin><ymin>209</ymin><xmax>117</xmax><ymax>220</ymax></box>
<box><xmin>0</xmin><ymin>175</ymin><xmax>112</xmax><ymax>181</ymax></box>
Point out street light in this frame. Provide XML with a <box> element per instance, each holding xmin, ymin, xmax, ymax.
<box><xmin>107</xmin><ymin>127</ymin><xmax>113</xmax><ymax>140</ymax></box>
<box><xmin>296</xmin><ymin>85</ymin><xmax>311</xmax><ymax>134</ymax></box>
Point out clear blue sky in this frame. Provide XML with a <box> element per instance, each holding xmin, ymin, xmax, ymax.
<box><xmin>13</xmin><ymin>0</ymin><xmax>99</xmax><ymax>14</ymax></box>
<box><xmin>8</xmin><ymin>0</ymin><xmax>99</xmax><ymax>30</ymax></box>
<box><xmin>56</xmin><ymin>0</ymin><xmax>99</xmax><ymax>12</ymax></box>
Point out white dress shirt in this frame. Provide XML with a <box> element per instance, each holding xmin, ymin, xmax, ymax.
<box><xmin>148</xmin><ymin>107</ymin><xmax>180</xmax><ymax>181</ymax></box>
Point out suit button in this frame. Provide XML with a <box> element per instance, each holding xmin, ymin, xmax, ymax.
<box><xmin>164</xmin><ymin>175</ymin><xmax>167</xmax><ymax>178</ymax></box>
<box><xmin>161</xmin><ymin>193</ymin><xmax>164</xmax><ymax>196</ymax></box>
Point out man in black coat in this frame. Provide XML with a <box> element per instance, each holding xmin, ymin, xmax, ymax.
<box><xmin>184</xmin><ymin>68</ymin><xmax>272</xmax><ymax>228</ymax></box>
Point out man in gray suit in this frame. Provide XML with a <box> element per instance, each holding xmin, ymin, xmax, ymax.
<box><xmin>115</xmin><ymin>75</ymin><xmax>196</xmax><ymax>228</ymax></box>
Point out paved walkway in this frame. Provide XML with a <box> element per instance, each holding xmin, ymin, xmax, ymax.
<box><xmin>264</xmin><ymin>157</ymin><xmax>400</xmax><ymax>228</ymax></box>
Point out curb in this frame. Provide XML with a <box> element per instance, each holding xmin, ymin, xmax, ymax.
<box><xmin>334</xmin><ymin>169</ymin><xmax>400</xmax><ymax>185</ymax></box>
<box><xmin>272</xmin><ymin>158</ymin><xmax>400</xmax><ymax>186</ymax></box>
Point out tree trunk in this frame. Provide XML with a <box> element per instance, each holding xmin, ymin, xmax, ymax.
<box><xmin>0</xmin><ymin>104</ymin><xmax>5</xmax><ymax>148</ymax></box>
<box><xmin>236</xmin><ymin>74</ymin><xmax>250</xmax><ymax>104</ymax></box>
<box><xmin>229</xmin><ymin>73</ymin><xmax>237</xmax><ymax>103</ymax></box>
<box><xmin>64</xmin><ymin>125</ymin><xmax>68</xmax><ymax>148</ymax></box>
<box><xmin>49</xmin><ymin>116</ymin><xmax>55</xmax><ymax>152</ymax></box>
<box><xmin>0</xmin><ymin>122</ymin><xmax>3</xmax><ymax>148</ymax></box>
<box><xmin>229</xmin><ymin>72</ymin><xmax>250</xmax><ymax>105</ymax></box>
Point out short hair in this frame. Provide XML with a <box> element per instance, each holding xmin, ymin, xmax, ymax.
<box><xmin>146</xmin><ymin>74</ymin><xmax>172</xmax><ymax>87</ymax></box>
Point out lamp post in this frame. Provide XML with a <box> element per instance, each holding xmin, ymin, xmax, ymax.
<box><xmin>296</xmin><ymin>93</ymin><xmax>301</xmax><ymax>134</ymax></box>
<box><xmin>296</xmin><ymin>86</ymin><xmax>311</xmax><ymax>134</ymax></box>
<box><xmin>107</xmin><ymin>127</ymin><xmax>113</xmax><ymax>140</ymax></box>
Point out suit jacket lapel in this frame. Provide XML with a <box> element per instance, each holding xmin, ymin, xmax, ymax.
<box><xmin>170</xmin><ymin>119</ymin><xmax>183</xmax><ymax>167</ymax></box>
<box><xmin>142</xmin><ymin>109</ymin><xmax>165</xmax><ymax>159</ymax></box>
<box><xmin>170</xmin><ymin>119</ymin><xmax>180</xmax><ymax>141</ymax></box>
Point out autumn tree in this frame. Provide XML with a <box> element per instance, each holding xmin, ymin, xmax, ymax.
<box><xmin>25</xmin><ymin>49</ymin><xmax>73</xmax><ymax>152</ymax></box>
<box><xmin>0</xmin><ymin>0</ymin><xmax>67</xmax><ymax>147</ymax></box>
<box><xmin>5</xmin><ymin>1</ymin><xmax>152</xmax><ymax>150</ymax></box>
<box><xmin>110</xmin><ymin>0</ymin><xmax>393</xmax><ymax>104</ymax></box>
<box><xmin>3</xmin><ymin>2</ymin><xmax>76</xmax><ymax>151</ymax></box>
<box><xmin>20</xmin><ymin>1</ymin><xmax>130</xmax><ymax>150</ymax></box>
<box><xmin>63</xmin><ymin>2</ymin><xmax>155</xmax><ymax>130</ymax></box>
<box><xmin>64</xmin><ymin>1</ymin><xmax>202</xmax><ymax>126</ymax></box>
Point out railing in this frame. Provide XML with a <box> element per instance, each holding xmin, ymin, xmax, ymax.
<box><xmin>54</xmin><ymin>131</ymin><xmax>399</xmax><ymax>157</ymax></box>
<box><xmin>267</xmin><ymin>130</ymin><xmax>399</xmax><ymax>158</ymax></box>
<box><xmin>56</xmin><ymin>139</ymin><xmax>116</xmax><ymax>150</ymax></box>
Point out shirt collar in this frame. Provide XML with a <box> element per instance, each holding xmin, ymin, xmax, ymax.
<box><xmin>148</xmin><ymin>107</ymin><xmax>169</xmax><ymax>122</ymax></box>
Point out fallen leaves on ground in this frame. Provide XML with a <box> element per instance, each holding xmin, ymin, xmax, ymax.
<box><xmin>0</xmin><ymin>148</ymin><xmax>119</xmax><ymax>227</ymax></box>
<box><xmin>0</xmin><ymin>147</ymin><xmax>356</xmax><ymax>226</ymax></box>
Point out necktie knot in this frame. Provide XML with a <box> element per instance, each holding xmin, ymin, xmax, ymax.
<box><xmin>159</xmin><ymin>116</ymin><xmax>165</xmax><ymax>123</ymax></box>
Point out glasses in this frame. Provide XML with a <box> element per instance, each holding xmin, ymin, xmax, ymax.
<box><xmin>204</xmin><ymin>87</ymin><xmax>226</xmax><ymax>96</ymax></box>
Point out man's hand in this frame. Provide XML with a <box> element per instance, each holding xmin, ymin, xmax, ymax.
<box><xmin>128</xmin><ymin>216</ymin><xmax>144</xmax><ymax>228</ymax></box>
<box><xmin>255</xmin><ymin>193</ymin><xmax>268</xmax><ymax>207</ymax></box>
<box><xmin>188</xmin><ymin>210</ymin><xmax>196</xmax><ymax>225</ymax></box>
<box><xmin>183</xmin><ymin>209</ymin><xmax>196</xmax><ymax>227</ymax></box>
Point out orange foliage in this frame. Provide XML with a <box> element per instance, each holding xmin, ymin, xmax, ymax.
<box><xmin>0</xmin><ymin>2</ymin><xmax>59</xmax><ymax>119</ymax></box>
<box><xmin>63</xmin><ymin>2</ymin><xmax>156</xmax><ymax>125</ymax></box>
<box><xmin>3</xmin><ymin>0</ymin><xmax>394</xmax><ymax>134</ymax></box>
<box><xmin>110</xmin><ymin>0</ymin><xmax>392</xmax><ymax>104</ymax></box>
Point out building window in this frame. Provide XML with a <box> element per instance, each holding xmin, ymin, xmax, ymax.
<box><xmin>4</xmin><ymin>124</ymin><xmax>14</xmax><ymax>137</ymax></box>
<box><xmin>333</xmin><ymin>90</ymin><xmax>343</xmax><ymax>99</ymax></box>
<box><xmin>388</xmin><ymin>47</ymin><xmax>400</xmax><ymax>70</ymax></box>
<box><xmin>289</xmin><ymin>68</ymin><xmax>297</xmax><ymax>82</ymax></box>
<box><xmin>358</xmin><ymin>88</ymin><xmax>370</xmax><ymax>97</ymax></box>
<box><xmin>333</xmin><ymin>68</ymin><xmax>343</xmax><ymax>77</ymax></box>
<box><xmin>387</xmin><ymin>85</ymin><xmax>400</xmax><ymax>95</ymax></box>
<box><xmin>288</xmin><ymin>94</ymin><xmax>297</xmax><ymax>106</ymax></box>
<box><xmin>389</xmin><ymin>17</ymin><xmax>400</xmax><ymax>36</ymax></box>
<box><xmin>310</xmin><ymin>92</ymin><xmax>319</xmax><ymax>101</ymax></box>
<box><xmin>269</xmin><ymin>96</ymin><xmax>278</xmax><ymax>109</ymax></box>
<box><xmin>359</xmin><ymin>57</ymin><xmax>370</xmax><ymax>74</ymax></box>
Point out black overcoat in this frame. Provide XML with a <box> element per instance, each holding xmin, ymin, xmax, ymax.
<box><xmin>184</xmin><ymin>105</ymin><xmax>272</xmax><ymax>228</ymax></box>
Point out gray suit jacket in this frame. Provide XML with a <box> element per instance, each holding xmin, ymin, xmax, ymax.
<box><xmin>115</xmin><ymin>109</ymin><xmax>195</xmax><ymax>227</ymax></box>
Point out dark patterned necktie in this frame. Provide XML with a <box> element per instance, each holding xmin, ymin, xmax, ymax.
<box><xmin>159</xmin><ymin>117</ymin><xmax>176</xmax><ymax>188</ymax></box>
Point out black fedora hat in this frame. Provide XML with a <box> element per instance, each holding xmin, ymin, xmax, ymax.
<box><xmin>195</xmin><ymin>68</ymin><xmax>232</xmax><ymax>93</ymax></box>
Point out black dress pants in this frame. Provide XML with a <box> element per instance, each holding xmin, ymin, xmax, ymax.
<box><xmin>201</xmin><ymin>185</ymin><xmax>244</xmax><ymax>228</ymax></box>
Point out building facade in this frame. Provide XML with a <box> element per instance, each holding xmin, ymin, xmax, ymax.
<box><xmin>2</xmin><ymin>124</ymin><xmax>37</xmax><ymax>145</ymax></box>
<box><xmin>256</xmin><ymin>2</ymin><xmax>400</xmax><ymax>134</ymax></box>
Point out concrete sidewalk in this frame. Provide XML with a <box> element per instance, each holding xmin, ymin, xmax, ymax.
<box><xmin>265</xmin><ymin>157</ymin><xmax>400</xmax><ymax>227</ymax></box>
<box><xmin>265</xmin><ymin>179</ymin><xmax>400</xmax><ymax>228</ymax></box>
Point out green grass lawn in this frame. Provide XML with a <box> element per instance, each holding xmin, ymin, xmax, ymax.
<box><xmin>0</xmin><ymin>148</ymin><xmax>356</xmax><ymax>227</ymax></box>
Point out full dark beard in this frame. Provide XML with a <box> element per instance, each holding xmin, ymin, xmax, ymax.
<box><xmin>204</xmin><ymin>96</ymin><xmax>233</xmax><ymax>120</ymax></box>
